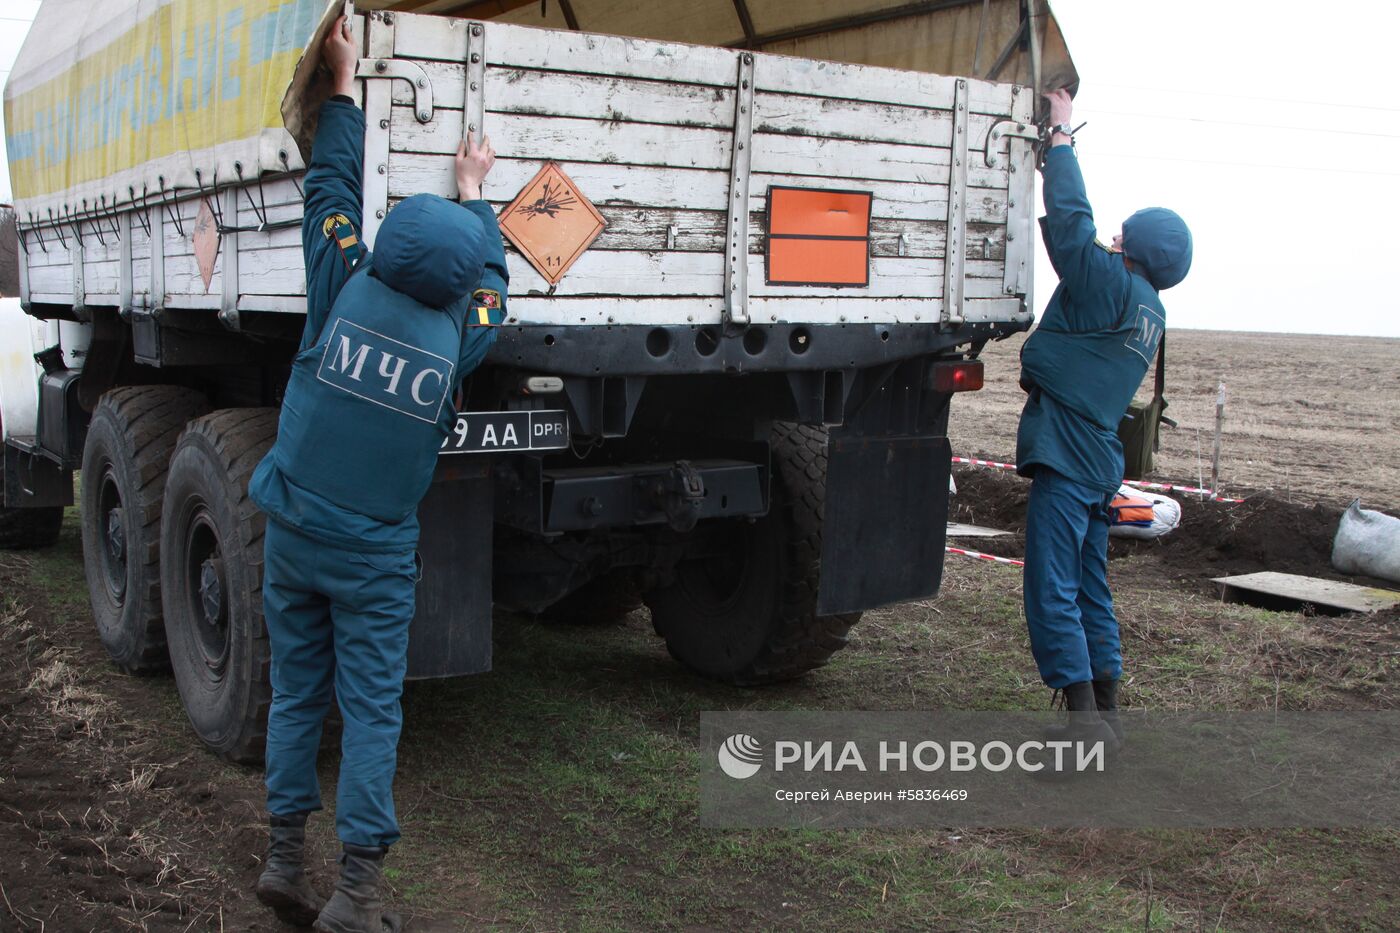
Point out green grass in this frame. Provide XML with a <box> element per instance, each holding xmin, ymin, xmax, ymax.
<box><xmin>8</xmin><ymin>513</ymin><xmax>1398</xmax><ymax>930</ymax></box>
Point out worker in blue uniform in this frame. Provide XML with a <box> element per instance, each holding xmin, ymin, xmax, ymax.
<box><xmin>1017</xmin><ymin>88</ymin><xmax>1191</xmax><ymax>747</ymax></box>
<box><xmin>249</xmin><ymin>17</ymin><xmax>507</xmax><ymax>932</ymax></box>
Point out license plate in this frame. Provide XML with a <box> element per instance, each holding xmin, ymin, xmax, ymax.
<box><xmin>440</xmin><ymin>410</ymin><xmax>570</xmax><ymax>454</ymax></box>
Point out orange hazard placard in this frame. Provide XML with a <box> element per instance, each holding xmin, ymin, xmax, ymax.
<box><xmin>766</xmin><ymin>186</ymin><xmax>872</xmax><ymax>287</ymax></box>
<box><xmin>498</xmin><ymin>162</ymin><xmax>607</xmax><ymax>286</ymax></box>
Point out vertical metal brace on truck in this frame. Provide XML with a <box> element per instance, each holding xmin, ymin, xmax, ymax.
<box><xmin>465</xmin><ymin>22</ymin><xmax>486</xmax><ymax>153</ymax></box>
<box><xmin>354</xmin><ymin>11</ymin><xmax>436</xmax><ymax>247</ymax></box>
<box><xmin>723</xmin><ymin>52</ymin><xmax>756</xmax><ymax>327</ymax></box>
<box><xmin>983</xmin><ymin>87</ymin><xmax>1040</xmax><ymax>302</ymax></box>
<box><xmin>360</xmin><ymin>11</ymin><xmax>395</xmax><ymax>248</ymax></box>
<box><xmin>941</xmin><ymin>78</ymin><xmax>969</xmax><ymax>326</ymax></box>
<box><xmin>220</xmin><ymin>186</ymin><xmax>241</xmax><ymax>331</ymax></box>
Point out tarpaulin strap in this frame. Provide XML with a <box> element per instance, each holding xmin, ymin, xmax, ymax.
<box><xmin>158</xmin><ymin>178</ymin><xmax>186</xmax><ymax>237</ymax></box>
<box><xmin>47</xmin><ymin>209</ymin><xmax>68</xmax><ymax>249</ymax></box>
<box><xmin>129</xmin><ymin>187</ymin><xmax>152</xmax><ymax>239</ymax></box>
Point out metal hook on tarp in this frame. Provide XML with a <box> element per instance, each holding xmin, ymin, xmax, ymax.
<box><xmin>129</xmin><ymin>186</ymin><xmax>153</xmax><ymax>238</ymax></box>
<box><xmin>234</xmin><ymin>161</ymin><xmax>271</xmax><ymax>232</ymax></box>
<box><xmin>158</xmin><ymin>177</ymin><xmax>186</xmax><ymax>237</ymax></box>
<box><xmin>83</xmin><ymin>200</ymin><xmax>108</xmax><ymax>247</ymax></box>
<box><xmin>100</xmin><ymin>195</ymin><xmax>122</xmax><ymax>240</ymax></box>
<box><xmin>65</xmin><ymin>205</ymin><xmax>85</xmax><ymax>246</ymax></box>
<box><xmin>22</xmin><ymin>212</ymin><xmax>46</xmax><ymax>254</ymax></box>
<box><xmin>279</xmin><ymin>149</ymin><xmax>307</xmax><ymax>203</ymax></box>
<box><xmin>194</xmin><ymin>168</ymin><xmax>224</xmax><ymax>228</ymax></box>
<box><xmin>48</xmin><ymin>208</ymin><xmax>68</xmax><ymax>249</ymax></box>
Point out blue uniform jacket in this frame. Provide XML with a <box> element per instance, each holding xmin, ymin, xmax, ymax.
<box><xmin>1015</xmin><ymin>145</ymin><xmax>1165</xmax><ymax>495</ymax></box>
<box><xmin>250</xmin><ymin>98</ymin><xmax>509</xmax><ymax>551</ymax></box>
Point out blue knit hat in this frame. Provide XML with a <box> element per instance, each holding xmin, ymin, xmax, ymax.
<box><xmin>373</xmin><ymin>194</ymin><xmax>486</xmax><ymax>308</ymax></box>
<box><xmin>1121</xmin><ymin>207</ymin><xmax>1192</xmax><ymax>290</ymax></box>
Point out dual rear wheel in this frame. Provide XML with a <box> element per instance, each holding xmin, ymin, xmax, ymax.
<box><xmin>79</xmin><ymin>387</ymin><xmax>275</xmax><ymax>762</ymax></box>
<box><xmin>77</xmin><ymin>391</ymin><xmax>858</xmax><ymax>761</ymax></box>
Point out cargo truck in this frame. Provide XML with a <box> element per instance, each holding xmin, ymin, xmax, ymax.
<box><xmin>0</xmin><ymin>0</ymin><xmax>1077</xmax><ymax>761</ymax></box>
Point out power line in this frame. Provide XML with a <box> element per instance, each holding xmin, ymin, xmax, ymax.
<box><xmin>1093</xmin><ymin>81</ymin><xmax>1400</xmax><ymax>115</ymax></box>
<box><xmin>1077</xmin><ymin>107</ymin><xmax>1400</xmax><ymax>141</ymax></box>
<box><xmin>1088</xmin><ymin>150</ymin><xmax>1400</xmax><ymax>179</ymax></box>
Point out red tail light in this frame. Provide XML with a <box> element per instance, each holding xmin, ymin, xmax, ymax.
<box><xmin>930</xmin><ymin>360</ymin><xmax>984</xmax><ymax>393</ymax></box>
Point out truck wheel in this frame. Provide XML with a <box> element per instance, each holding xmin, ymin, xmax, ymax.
<box><xmin>160</xmin><ymin>409</ymin><xmax>278</xmax><ymax>764</ymax></box>
<box><xmin>644</xmin><ymin>423</ymin><xmax>860</xmax><ymax>685</ymax></box>
<box><xmin>80</xmin><ymin>386</ymin><xmax>209</xmax><ymax>673</ymax></box>
<box><xmin>543</xmin><ymin>570</ymin><xmax>644</xmax><ymax>626</ymax></box>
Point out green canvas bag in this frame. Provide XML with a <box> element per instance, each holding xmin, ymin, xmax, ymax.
<box><xmin>1117</xmin><ymin>335</ymin><xmax>1173</xmax><ymax>480</ymax></box>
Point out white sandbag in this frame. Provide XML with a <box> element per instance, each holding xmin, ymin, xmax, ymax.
<box><xmin>1108</xmin><ymin>486</ymin><xmax>1182</xmax><ymax>540</ymax></box>
<box><xmin>1332</xmin><ymin>500</ymin><xmax>1400</xmax><ymax>584</ymax></box>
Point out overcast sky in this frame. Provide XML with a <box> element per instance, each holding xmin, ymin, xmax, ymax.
<box><xmin>2</xmin><ymin>0</ymin><xmax>1397</xmax><ymax>337</ymax></box>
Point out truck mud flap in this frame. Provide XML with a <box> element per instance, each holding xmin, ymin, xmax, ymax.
<box><xmin>407</xmin><ymin>459</ymin><xmax>494</xmax><ymax>679</ymax></box>
<box><xmin>817</xmin><ymin>434</ymin><xmax>950</xmax><ymax>616</ymax></box>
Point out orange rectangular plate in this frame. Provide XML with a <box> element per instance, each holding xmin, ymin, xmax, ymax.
<box><xmin>766</xmin><ymin>186</ymin><xmax>873</xmax><ymax>287</ymax></box>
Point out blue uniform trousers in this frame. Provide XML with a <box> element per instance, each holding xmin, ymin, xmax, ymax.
<box><xmin>1023</xmin><ymin>466</ymin><xmax>1122</xmax><ymax>688</ymax></box>
<box><xmin>262</xmin><ymin>519</ymin><xmax>417</xmax><ymax>848</ymax></box>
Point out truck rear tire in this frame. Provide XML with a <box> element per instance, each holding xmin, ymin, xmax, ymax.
<box><xmin>80</xmin><ymin>386</ymin><xmax>209</xmax><ymax>673</ymax></box>
<box><xmin>644</xmin><ymin>423</ymin><xmax>860</xmax><ymax>685</ymax></box>
<box><xmin>160</xmin><ymin>408</ymin><xmax>278</xmax><ymax>764</ymax></box>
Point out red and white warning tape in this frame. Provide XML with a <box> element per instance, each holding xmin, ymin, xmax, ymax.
<box><xmin>950</xmin><ymin>456</ymin><xmax>1246</xmax><ymax>503</ymax></box>
<box><xmin>945</xmin><ymin>546</ymin><xmax>1025</xmax><ymax>568</ymax></box>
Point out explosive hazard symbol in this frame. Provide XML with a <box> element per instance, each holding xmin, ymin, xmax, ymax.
<box><xmin>498</xmin><ymin>162</ymin><xmax>606</xmax><ymax>286</ymax></box>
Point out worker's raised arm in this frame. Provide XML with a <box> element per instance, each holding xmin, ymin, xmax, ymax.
<box><xmin>299</xmin><ymin>17</ymin><xmax>366</xmax><ymax>351</ymax></box>
<box><xmin>455</xmin><ymin>134</ymin><xmax>509</xmax><ymax>375</ymax></box>
<box><xmin>1038</xmin><ymin>89</ymin><xmax>1128</xmax><ymax>328</ymax></box>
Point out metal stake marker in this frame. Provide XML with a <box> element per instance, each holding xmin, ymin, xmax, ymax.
<box><xmin>1211</xmin><ymin>381</ymin><xmax>1226</xmax><ymax>498</ymax></box>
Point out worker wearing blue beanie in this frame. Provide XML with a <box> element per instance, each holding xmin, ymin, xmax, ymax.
<box><xmin>247</xmin><ymin>17</ymin><xmax>508</xmax><ymax>932</ymax></box>
<box><xmin>1016</xmin><ymin>88</ymin><xmax>1191</xmax><ymax>753</ymax></box>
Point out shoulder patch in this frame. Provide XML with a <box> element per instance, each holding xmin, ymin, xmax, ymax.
<box><xmin>322</xmin><ymin>213</ymin><xmax>365</xmax><ymax>271</ymax></box>
<box><xmin>469</xmin><ymin>288</ymin><xmax>504</xmax><ymax>327</ymax></box>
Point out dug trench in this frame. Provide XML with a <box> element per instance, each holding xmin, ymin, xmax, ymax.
<box><xmin>950</xmin><ymin>464</ymin><xmax>1398</xmax><ymax>594</ymax></box>
<box><xmin>2</xmin><ymin>480</ymin><xmax>1399</xmax><ymax>929</ymax></box>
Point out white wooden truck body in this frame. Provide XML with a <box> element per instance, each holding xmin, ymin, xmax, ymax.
<box><xmin>15</xmin><ymin>12</ymin><xmax>1038</xmax><ymax>336</ymax></box>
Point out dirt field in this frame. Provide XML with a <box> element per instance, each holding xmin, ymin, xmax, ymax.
<box><xmin>952</xmin><ymin>328</ymin><xmax>1400</xmax><ymax>511</ymax></box>
<box><xmin>2</xmin><ymin>329</ymin><xmax>1399</xmax><ymax>931</ymax></box>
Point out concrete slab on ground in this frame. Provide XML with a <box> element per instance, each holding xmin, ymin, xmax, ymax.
<box><xmin>1212</xmin><ymin>571</ymin><xmax>1400</xmax><ymax>615</ymax></box>
<box><xmin>947</xmin><ymin>523</ymin><xmax>1011</xmax><ymax>538</ymax></box>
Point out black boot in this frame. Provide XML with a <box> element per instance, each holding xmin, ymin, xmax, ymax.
<box><xmin>1093</xmin><ymin>678</ymin><xmax>1124</xmax><ymax>744</ymax></box>
<box><xmin>1040</xmin><ymin>682</ymin><xmax>1121</xmax><ymax>770</ymax></box>
<box><xmin>313</xmin><ymin>844</ymin><xmax>402</xmax><ymax>933</ymax></box>
<box><xmin>255</xmin><ymin>812</ymin><xmax>324</xmax><ymax>927</ymax></box>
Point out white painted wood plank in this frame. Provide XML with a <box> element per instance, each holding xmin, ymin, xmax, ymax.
<box><xmin>755</xmin><ymin>52</ymin><xmax>1017</xmax><ymax>116</ymax></box>
<box><xmin>395</xmin><ymin>109</ymin><xmax>734</xmax><ymax>170</ymax></box>
<box><xmin>239</xmin><ymin>294</ymin><xmax>308</xmax><ymax>314</ymax></box>
<box><xmin>394</xmin><ymin>15</ymin><xmax>739</xmax><ymax>86</ymax></box>
<box><xmin>26</xmin><ymin>264</ymin><xmax>71</xmax><ymax>296</ymax></box>
<box><xmin>389</xmin><ymin>153</ymin><xmax>732</xmax><ymax>209</ymax></box>
<box><xmin>754</xmin><ymin>92</ymin><xmax>956</xmax><ymax>148</ymax></box>
<box><xmin>506</xmin><ymin>248</ymin><xmax>722</xmax><ymax>297</ymax></box>
<box><xmin>165</xmin><ymin>251</ymin><xmax>220</xmax><ymax>301</ymax></box>
<box><xmin>239</xmin><ymin>246</ymin><xmax>307</xmax><ymax>297</ymax></box>
<box><xmin>84</xmin><ymin>259</ymin><xmax>121</xmax><ymax>297</ymax></box>
<box><xmin>483</xmin><ymin>68</ymin><xmax>736</xmax><ymax>128</ymax></box>
<box><xmin>752</xmin><ymin>132</ymin><xmax>1006</xmax><ymax>189</ymax></box>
